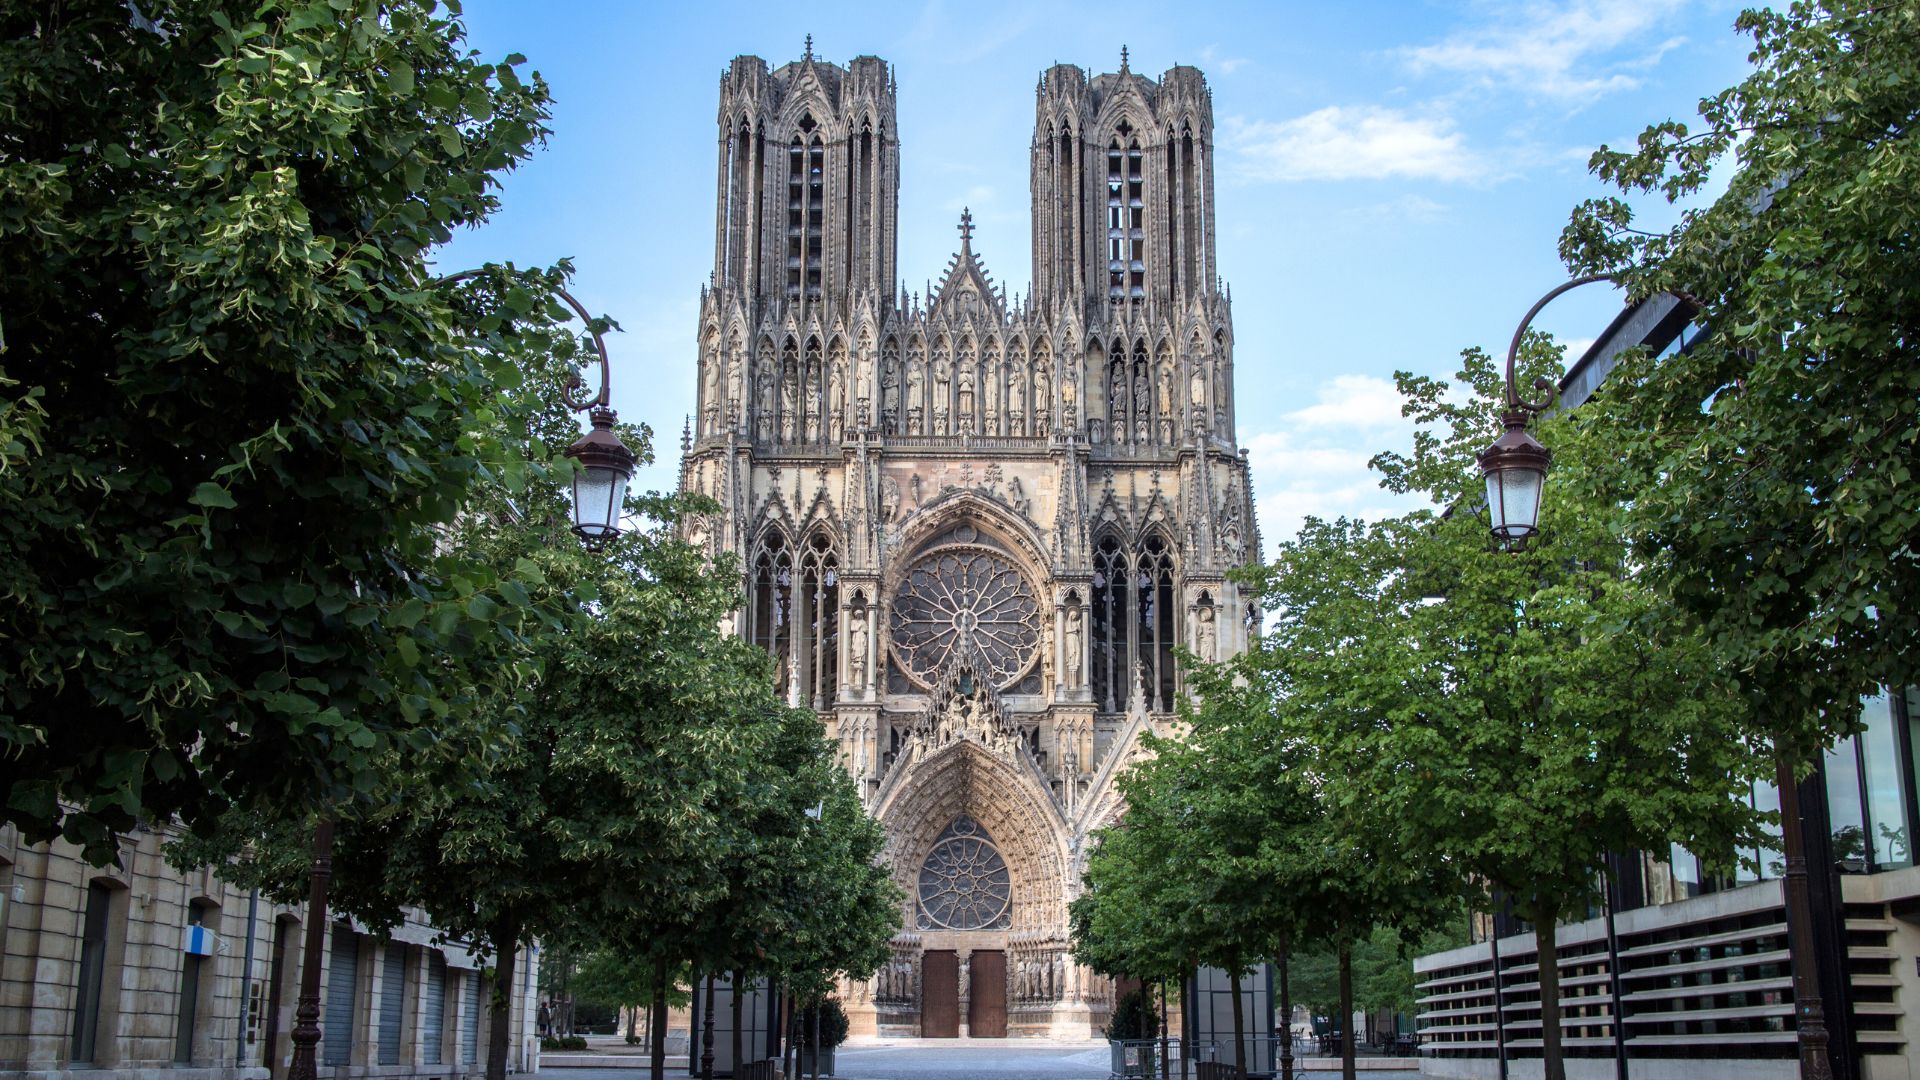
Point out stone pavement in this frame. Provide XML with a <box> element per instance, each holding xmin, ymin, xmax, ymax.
<box><xmin>541</xmin><ymin>1041</ymin><xmax>1417</xmax><ymax>1080</ymax></box>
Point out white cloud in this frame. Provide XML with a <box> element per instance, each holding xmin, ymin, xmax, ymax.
<box><xmin>1224</xmin><ymin>107</ymin><xmax>1482</xmax><ymax>183</ymax></box>
<box><xmin>1242</xmin><ymin>375</ymin><xmax>1428</xmax><ymax>554</ymax></box>
<box><xmin>1401</xmin><ymin>0</ymin><xmax>1687</xmax><ymax>101</ymax></box>
<box><xmin>1198</xmin><ymin>44</ymin><xmax>1249</xmax><ymax>75</ymax></box>
<box><xmin>1285</xmin><ymin>374</ymin><xmax>1408</xmax><ymax>430</ymax></box>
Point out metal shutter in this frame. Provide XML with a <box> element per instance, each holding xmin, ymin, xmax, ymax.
<box><xmin>322</xmin><ymin>926</ymin><xmax>358</xmax><ymax>1066</ymax></box>
<box><xmin>459</xmin><ymin>970</ymin><xmax>482</xmax><ymax>1065</ymax></box>
<box><xmin>378</xmin><ymin>947</ymin><xmax>407</xmax><ymax>1065</ymax></box>
<box><xmin>422</xmin><ymin>953</ymin><xmax>446</xmax><ymax>1065</ymax></box>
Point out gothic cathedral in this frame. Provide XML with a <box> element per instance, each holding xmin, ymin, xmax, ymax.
<box><xmin>677</xmin><ymin>44</ymin><xmax>1258</xmax><ymax>1038</ymax></box>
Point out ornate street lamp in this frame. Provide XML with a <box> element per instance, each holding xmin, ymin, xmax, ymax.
<box><xmin>286</xmin><ymin>270</ymin><xmax>630</xmax><ymax>1080</ymax></box>
<box><xmin>1478</xmin><ymin>274</ymin><xmax>1618</xmax><ymax>545</ymax></box>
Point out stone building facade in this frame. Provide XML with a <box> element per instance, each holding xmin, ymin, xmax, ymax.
<box><xmin>0</xmin><ymin>824</ymin><xmax>537</xmax><ymax>1079</ymax></box>
<box><xmin>677</xmin><ymin>44</ymin><xmax>1258</xmax><ymax>1038</ymax></box>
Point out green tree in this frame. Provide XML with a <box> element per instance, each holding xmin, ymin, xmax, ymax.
<box><xmin>0</xmin><ymin>0</ymin><xmax>571</xmax><ymax>863</ymax></box>
<box><xmin>1246</xmin><ymin>340</ymin><xmax>1769</xmax><ymax>1080</ymax></box>
<box><xmin>1560</xmin><ymin>2</ymin><xmax>1920</xmax><ymax>770</ymax></box>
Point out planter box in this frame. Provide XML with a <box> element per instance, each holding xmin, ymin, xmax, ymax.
<box><xmin>794</xmin><ymin>1046</ymin><xmax>835</xmax><ymax>1077</ymax></box>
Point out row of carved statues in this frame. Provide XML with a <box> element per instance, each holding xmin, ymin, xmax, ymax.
<box><xmin>867</xmin><ymin>947</ymin><xmax>1073</xmax><ymax>1005</ymax></box>
<box><xmin>697</xmin><ymin>342</ymin><xmax>1233</xmax><ymax>444</ymax></box>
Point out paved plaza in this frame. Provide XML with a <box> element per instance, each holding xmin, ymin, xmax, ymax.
<box><xmin>538</xmin><ymin>1040</ymin><xmax>1418</xmax><ymax>1080</ymax></box>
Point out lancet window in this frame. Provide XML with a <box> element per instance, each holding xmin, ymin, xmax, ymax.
<box><xmin>796</xmin><ymin>532</ymin><xmax>840</xmax><ymax>709</ymax></box>
<box><xmin>1106</xmin><ymin>125</ymin><xmax>1145</xmax><ymax>302</ymax></box>
<box><xmin>1089</xmin><ymin>530</ymin><xmax>1179</xmax><ymax>712</ymax></box>
<box><xmin>786</xmin><ymin>114</ymin><xmax>825</xmax><ymax>302</ymax></box>
<box><xmin>748</xmin><ymin>532</ymin><xmax>794</xmax><ymax>686</ymax></box>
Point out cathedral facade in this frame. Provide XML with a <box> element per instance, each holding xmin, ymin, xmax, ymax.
<box><xmin>677</xmin><ymin>44</ymin><xmax>1258</xmax><ymax>1038</ymax></box>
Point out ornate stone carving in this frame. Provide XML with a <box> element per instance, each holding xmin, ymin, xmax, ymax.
<box><xmin>888</xmin><ymin>549</ymin><xmax>1041</xmax><ymax>689</ymax></box>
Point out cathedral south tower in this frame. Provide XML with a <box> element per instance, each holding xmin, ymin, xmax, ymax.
<box><xmin>679</xmin><ymin>44</ymin><xmax>1258</xmax><ymax>1038</ymax></box>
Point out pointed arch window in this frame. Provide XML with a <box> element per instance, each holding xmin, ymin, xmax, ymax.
<box><xmin>1089</xmin><ymin>530</ymin><xmax>1178</xmax><ymax>712</ymax></box>
<box><xmin>1091</xmin><ymin>532</ymin><xmax>1127</xmax><ymax>711</ymax></box>
<box><xmin>797</xmin><ymin>532</ymin><xmax>840</xmax><ymax>708</ymax></box>
<box><xmin>749</xmin><ymin>532</ymin><xmax>794</xmax><ymax>684</ymax></box>
<box><xmin>1106</xmin><ymin>123</ymin><xmax>1145</xmax><ymax>302</ymax></box>
<box><xmin>1137</xmin><ymin>532</ymin><xmax>1176</xmax><ymax>710</ymax></box>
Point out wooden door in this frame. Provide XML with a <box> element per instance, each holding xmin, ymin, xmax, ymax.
<box><xmin>968</xmin><ymin>950</ymin><xmax>1007</xmax><ymax>1038</ymax></box>
<box><xmin>922</xmin><ymin>950</ymin><xmax>959</xmax><ymax>1038</ymax></box>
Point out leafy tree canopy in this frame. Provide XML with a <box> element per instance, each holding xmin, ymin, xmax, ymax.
<box><xmin>1560</xmin><ymin>0</ymin><xmax>1920</xmax><ymax>760</ymax></box>
<box><xmin>0</xmin><ymin>0</ymin><xmax>585</xmax><ymax>863</ymax></box>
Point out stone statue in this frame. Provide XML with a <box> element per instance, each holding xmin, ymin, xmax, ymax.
<box><xmin>1110</xmin><ymin>367</ymin><xmax>1127</xmax><ymax>418</ymax></box>
<box><xmin>828</xmin><ymin>364</ymin><xmax>846</xmax><ymax>441</ymax></box>
<box><xmin>880</xmin><ymin>475</ymin><xmax>901</xmax><ymax>523</ymax></box>
<box><xmin>982</xmin><ymin>360</ymin><xmax>999</xmax><ymax>432</ymax></box>
<box><xmin>906</xmin><ymin>361</ymin><xmax>924</xmax><ymax>415</ymax></box>
<box><xmin>1134</xmin><ymin>370</ymin><xmax>1150</xmax><ymax>412</ymax></box>
<box><xmin>756</xmin><ymin>368</ymin><xmax>775</xmax><ymax>440</ymax></box>
<box><xmin>1064</xmin><ymin>606</ymin><xmax>1084</xmax><ymax>685</ymax></box>
<box><xmin>848</xmin><ymin>608</ymin><xmax>868</xmax><ymax>689</ymax></box>
<box><xmin>1196</xmin><ymin>605</ymin><xmax>1217</xmax><ymax>662</ymax></box>
<box><xmin>779</xmin><ymin>369</ymin><xmax>798</xmax><ymax>442</ymax></box>
<box><xmin>1035</xmin><ymin>367</ymin><xmax>1052</xmax><ymax>415</ymax></box>
<box><xmin>1189</xmin><ymin>364</ymin><xmax>1206</xmax><ymax>408</ymax></box>
<box><xmin>1009</xmin><ymin>364</ymin><xmax>1026</xmax><ymax>430</ymax></box>
<box><xmin>956</xmin><ymin>361</ymin><xmax>976</xmax><ymax>430</ymax></box>
<box><xmin>1156</xmin><ymin>363</ymin><xmax>1173</xmax><ymax>415</ymax></box>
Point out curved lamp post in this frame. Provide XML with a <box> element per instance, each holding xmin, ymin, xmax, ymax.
<box><xmin>1483</xmin><ymin>277</ymin><xmax>1836</xmax><ymax>1080</ymax></box>
<box><xmin>434</xmin><ymin>270</ymin><xmax>638</xmax><ymax>546</ymax></box>
<box><xmin>1476</xmin><ymin>274</ymin><xmax>1620</xmax><ymax>546</ymax></box>
<box><xmin>286</xmin><ymin>271</ymin><xmax>632</xmax><ymax>1080</ymax></box>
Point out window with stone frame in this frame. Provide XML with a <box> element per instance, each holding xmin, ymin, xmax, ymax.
<box><xmin>1089</xmin><ymin>529</ymin><xmax>1178</xmax><ymax>712</ymax></box>
<box><xmin>916</xmin><ymin>816</ymin><xmax>1012</xmax><ymax>931</ymax></box>
<box><xmin>797</xmin><ymin>531</ymin><xmax>840</xmax><ymax>708</ymax></box>
<box><xmin>748</xmin><ymin>531</ymin><xmax>794</xmax><ymax>686</ymax></box>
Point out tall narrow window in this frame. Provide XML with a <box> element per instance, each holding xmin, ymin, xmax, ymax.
<box><xmin>1106</xmin><ymin>141</ymin><xmax>1125</xmax><ymax>302</ymax></box>
<box><xmin>175</xmin><ymin>900</ymin><xmax>216</xmax><ymax>1063</ymax></box>
<box><xmin>422</xmin><ymin>953</ymin><xmax>446</xmax><ymax>1065</ymax></box>
<box><xmin>72</xmin><ymin>881</ymin><xmax>116</xmax><ymax>1063</ymax></box>
<box><xmin>1166</xmin><ymin>127</ymin><xmax>1178</xmax><ymax>295</ymax></box>
<box><xmin>798</xmin><ymin>533</ymin><xmax>840</xmax><ymax>709</ymax></box>
<box><xmin>1091</xmin><ymin>534</ymin><xmax>1127</xmax><ymax>711</ymax></box>
<box><xmin>1137</xmin><ymin>532</ymin><xmax>1176</xmax><ymax>710</ymax></box>
<box><xmin>323</xmin><ymin>923</ymin><xmax>358</xmax><ymax>1067</ymax></box>
<box><xmin>377</xmin><ymin>945</ymin><xmax>408</xmax><ymax>1066</ymax></box>
<box><xmin>1059</xmin><ymin>127</ymin><xmax>1076</xmax><ymax>298</ymax></box>
<box><xmin>804</xmin><ymin>115</ymin><xmax>824</xmax><ymax>302</ymax></box>
<box><xmin>750</xmin><ymin>534</ymin><xmax>794</xmax><ymax>685</ymax></box>
<box><xmin>785</xmin><ymin>136</ymin><xmax>804</xmax><ymax>300</ymax></box>
<box><xmin>1181</xmin><ymin>126</ymin><xmax>1198</xmax><ymax>294</ymax></box>
<box><xmin>1127</xmin><ymin>136</ymin><xmax>1146</xmax><ymax>299</ymax></box>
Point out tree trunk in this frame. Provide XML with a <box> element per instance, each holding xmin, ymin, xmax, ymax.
<box><xmin>1279</xmin><ymin>950</ymin><xmax>1294</xmax><ymax>1080</ymax></box>
<box><xmin>484</xmin><ymin>916</ymin><xmax>519</xmax><ymax>1080</ymax></box>
<box><xmin>649</xmin><ymin>961</ymin><xmax>667</xmax><ymax>1080</ymax></box>
<box><xmin>730</xmin><ymin>970</ymin><xmax>744</xmax><ymax>1076</ymax></box>
<box><xmin>701</xmin><ymin>974</ymin><xmax>716</xmax><ymax>1080</ymax></box>
<box><xmin>811</xmin><ymin>999</ymin><xmax>823</xmax><ymax>1080</ymax></box>
<box><xmin>1535</xmin><ymin>901</ymin><xmax>1565</xmax><ymax>1080</ymax></box>
<box><xmin>783</xmin><ymin>991</ymin><xmax>798</xmax><ymax>1080</ymax></box>
<box><xmin>1159</xmin><ymin>979</ymin><xmax>1171</xmax><ymax>1080</ymax></box>
<box><xmin>1338</xmin><ymin>941</ymin><xmax>1355</xmax><ymax>1080</ymax></box>
<box><xmin>1230</xmin><ymin>962</ymin><xmax>1246</xmax><ymax>1077</ymax></box>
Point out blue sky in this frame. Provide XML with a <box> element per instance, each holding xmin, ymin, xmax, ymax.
<box><xmin>437</xmin><ymin>0</ymin><xmax>1756</xmax><ymax>551</ymax></box>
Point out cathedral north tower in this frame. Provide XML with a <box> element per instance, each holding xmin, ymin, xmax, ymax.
<box><xmin>681</xmin><ymin>44</ymin><xmax>1258</xmax><ymax>1040</ymax></box>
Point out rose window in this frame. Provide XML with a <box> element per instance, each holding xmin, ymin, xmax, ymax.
<box><xmin>917</xmin><ymin>817</ymin><xmax>1012</xmax><ymax>931</ymax></box>
<box><xmin>889</xmin><ymin>547</ymin><xmax>1040</xmax><ymax>688</ymax></box>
